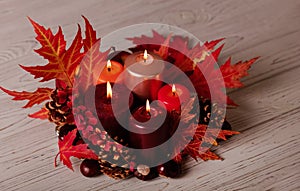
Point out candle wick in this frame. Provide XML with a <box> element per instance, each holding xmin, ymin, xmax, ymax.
<box><xmin>172</xmin><ymin>92</ymin><xmax>176</xmax><ymax>96</ymax></box>
<box><xmin>107</xmin><ymin>67</ymin><xmax>111</xmax><ymax>72</ymax></box>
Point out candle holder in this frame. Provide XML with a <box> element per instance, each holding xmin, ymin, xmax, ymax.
<box><xmin>1</xmin><ymin>17</ymin><xmax>259</xmax><ymax>181</ymax></box>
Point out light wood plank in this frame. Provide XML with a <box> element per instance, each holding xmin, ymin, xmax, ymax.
<box><xmin>0</xmin><ymin>0</ymin><xmax>300</xmax><ymax>190</ymax></box>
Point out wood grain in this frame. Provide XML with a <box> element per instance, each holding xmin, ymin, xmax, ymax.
<box><xmin>0</xmin><ymin>0</ymin><xmax>300</xmax><ymax>190</ymax></box>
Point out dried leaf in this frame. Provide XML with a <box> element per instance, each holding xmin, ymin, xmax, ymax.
<box><xmin>180</xmin><ymin>97</ymin><xmax>197</xmax><ymax>123</ymax></box>
<box><xmin>0</xmin><ymin>87</ymin><xmax>52</xmax><ymax>108</ymax></box>
<box><xmin>20</xmin><ymin>17</ymin><xmax>83</xmax><ymax>87</ymax></box>
<box><xmin>127</xmin><ymin>30</ymin><xmax>165</xmax><ymax>51</ymax></box>
<box><xmin>216</xmin><ymin>130</ymin><xmax>240</xmax><ymax>141</ymax></box>
<box><xmin>55</xmin><ymin>129</ymin><xmax>98</xmax><ymax>171</ymax></box>
<box><xmin>28</xmin><ymin>107</ymin><xmax>49</xmax><ymax>120</ymax></box>
<box><xmin>220</xmin><ymin>57</ymin><xmax>260</xmax><ymax>88</ymax></box>
<box><xmin>76</xmin><ymin>16</ymin><xmax>110</xmax><ymax>92</ymax></box>
<box><xmin>154</xmin><ymin>33</ymin><xmax>172</xmax><ymax>60</ymax></box>
<box><xmin>184</xmin><ymin>139</ymin><xmax>222</xmax><ymax>161</ymax></box>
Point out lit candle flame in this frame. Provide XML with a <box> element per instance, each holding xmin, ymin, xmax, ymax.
<box><xmin>146</xmin><ymin>99</ymin><xmax>150</xmax><ymax>113</ymax></box>
<box><xmin>107</xmin><ymin>81</ymin><xmax>112</xmax><ymax>99</ymax></box>
<box><xmin>172</xmin><ymin>84</ymin><xmax>176</xmax><ymax>95</ymax></box>
<box><xmin>107</xmin><ymin>60</ymin><xmax>112</xmax><ymax>71</ymax></box>
<box><xmin>143</xmin><ymin>50</ymin><xmax>148</xmax><ymax>60</ymax></box>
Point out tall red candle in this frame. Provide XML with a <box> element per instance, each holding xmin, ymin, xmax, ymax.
<box><xmin>85</xmin><ymin>82</ymin><xmax>133</xmax><ymax>143</ymax></box>
<box><xmin>157</xmin><ymin>84</ymin><xmax>190</xmax><ymax>112</ymax></box>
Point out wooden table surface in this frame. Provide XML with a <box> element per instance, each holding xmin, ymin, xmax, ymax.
<box><xmin>1</xmin><ymin>0</ymin><xmax>299</xmax><ymax>190</ymax></box>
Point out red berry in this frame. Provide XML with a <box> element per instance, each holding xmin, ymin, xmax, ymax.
<box><xmin>80</xmin><ymin>159</ymin><xmax>102</xmax><ymax>177</ymax></box>
<box><xmin>157</xmin><ymin>160</ymin><xmax>181</xmax><ymax>178</ymax></box>
<box><xmin>134</xmin><ymin>164</ymin><xmax>158</xmax><ymax>181</ymax></box>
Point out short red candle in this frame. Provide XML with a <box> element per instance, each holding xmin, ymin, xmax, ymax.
<box><xmin>97</xmin><ymin>60</ymin><xmax>124</xmax><ymax>84</ymax></box>
<box><xmin>128</xmin><ymin>100</ymin><xmax>170</xmax><ymax>149</ymax></box>
<box><xmin>157</xmin><ymin>84</ymin><xmax>190</xmax><ymax>112</ymax></box>
<box><xmin>85</xmin><ymin>82</ymin><xmax>133</xmax><ymax>143</ymax></box>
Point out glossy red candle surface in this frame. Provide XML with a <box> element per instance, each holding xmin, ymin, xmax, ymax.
<box><xmin>157</xmin><ymin>84</ymin><xmax>190</xmax><ymax>112</ymax></box>
<box><xmin>85</xmin><ymin>83</ymin><xmax>133</xmax><ymax>142</ymax></box>
<box><xmin>129</xmin><ymin>102</ymin><xmax>170</xmax><ymax>149</ymax></box>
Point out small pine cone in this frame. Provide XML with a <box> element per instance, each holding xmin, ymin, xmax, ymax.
<box><xmin>199</xmin><ymin>99</ymin><xmax>225</xmax><ymax>128</ymax></box>
<box><xmin>99</xmin><ymin>159</ymin><xmax>132</xmax><ymax>179</ymax></box>
<box><xmin>45</xmin><ymin>87</ymin><xmax>74</xmax><ymax>126</ymax></box>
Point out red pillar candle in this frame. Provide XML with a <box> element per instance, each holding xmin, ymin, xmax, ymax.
<box><xmin>157</xmin><ymin>84</ymin><xmax>190</xmax><ymax>112</ymax></box>
<box><xmin>85</xmin><ymin>82</ymin><xmax>133</xmax><ymax>143</ymax></box>
<box><xmin>129</xmin><ymin>99</ymin><xmax>170</xmax><ymax>149</ymax></box>
<box><xmin>97</xmin><ymin>60</ymin><xmax>124</xmax><ymax>84</ymax></box>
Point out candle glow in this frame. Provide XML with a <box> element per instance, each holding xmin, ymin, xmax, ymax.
<box><xmin>143</xmin><ymin>50</ymin><xmax>148</xmax><ymax>60</ymax></box>
<box><xmin>107</xmin><ymin>60</ymin><xmax>112</xmax><ymax>71</ymax></box>
<box><xmin>106</xmin><ymin>81</ymin><xmax>112</xmax><ymax>99</ymax></box>
<box><xmin>172</xmin><ymin>84</ymin><xmax>176</xmax><ymax>95</ymax></box>
<box><xmin>146</xmin><ymin>99</ymin><xmax>150</xmax><ymax>113</ymax></box>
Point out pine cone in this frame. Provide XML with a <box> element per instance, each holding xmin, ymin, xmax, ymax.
<box><xmin>45</xmin><ymin>87</ymin><xmax>74</xmax><ymax>126</ymax></box>
<box><xmin>74</xmin><ymin>105</ymin><xmax>136</xmax><ymax>175</ymax></box>
<box><xmin>199</xmin><ymin>99</ymin><xmax>226</xmax><ymax>128</ymax></box>
<box><xmin>99</xmin><ymin>159</ymin><xmax>132</xmax><ymax>179</ymax></box>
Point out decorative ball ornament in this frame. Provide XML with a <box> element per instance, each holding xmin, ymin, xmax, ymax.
<box><xmin>157</xmin><ymin>160</ymin><xmax>181</xmax><ymax>178</ymax></box>
<box><xmin>134</xmin><ymin>165</ymin><xmax>158</xmax><ymax>181</ymax></box>
<box><xmin>80</xmin><ymin>159</ymin><xmax>102</xmax><ymax>177</ymax></box>
<box><xmin>0</xmin><ymin>16</ymin><xmax>259</xmax><ymax>181</ymax></box>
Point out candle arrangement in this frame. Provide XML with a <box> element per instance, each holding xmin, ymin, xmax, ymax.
<box><xmin>0</xmin><ymin>17</ymin><xmax>259</xmax><ymax>181</ymax></box>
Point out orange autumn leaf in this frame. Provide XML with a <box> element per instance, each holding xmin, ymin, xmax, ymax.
<box><xmin>76</xmin><ymin>16</ymin><xmax>110</xmax><ymax>92</ymax></box>
<box><xmin>193</xmin><ymin>124</ymin><xmax>240</xmax><ymax>144</ymax></box>
<box><xmin>216</xmin><ymin>130</ymin><xmax>240</xmax><ymax>141</ymax></box>
<box><xmin>20</xmin><ymin>17</ymin><xmax>83</xmax><ymax>87</ymax></box>
<box><xmin>183</xmin><ymin>139</ymin><xmax>222</xmax><ymax>161</ymax></box>
<box><xmin>0</xmin><ymin>86</ymin><xmax>52</xmax><ymax>108</ymax></box>
<box><xmin>220</xmin><ymin>57</ymin><xmax>260</xmax><ymax>88</ymax></box>
<box><xmin>55</xmin><ymin>129</ymin><xmax>98</xmax><ymax>171</ymax></box>
<box><xmin>28</xmin><ymin>107</ymin><xmax>49</xmax><ymax>120</ymax></box>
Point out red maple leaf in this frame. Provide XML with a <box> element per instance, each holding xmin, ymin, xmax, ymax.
<box><xmin>170</xmin><ymin>38</ymin><xmax>224</xmax><ymax>73</ymax></box>
<box><xmin>193</xmin><ymin>124</ymin><xmax>240</xmax><ymax>145</ymax></box>
<box><xmin>55</xmin><ymin>129</ymin><xmax>98</xmax><ymax>171</ymax></box>
<box><xmin>216</xmin><ymin>130</ymin><xmax>240</xmax><ymax>141</ymax></box>
<box><xmin>76</xmin><ymin>16</ymin><xmax>110</xmax><ymax>92</ymax></box>
<box><xmin>154</xmin><ymin>33</ymin><xmax>172</xmax><ymax>60</ymax></box>
<box><xmin>20</xmin><ymin>17</ymin><xmax>83</xmax><ymax>87</ymax></box>
<box><xmin>127</xmin><ymin>30</ymin><xmax>165</xmax><ymax>52</ymax></box>
<box><xmin>28</xmin><ymin>107</ymin><xmax>49</xmax><ymax>119</ymax></box>
<box><xmin>220</xmin><ymin>57</ymin><xmax>260</xmax><ymax>88</ymax></box>
<box><xmin>183</xmin><ymin>139</ymin><xmax>222</xmax><ymax>161</ymax></box>
<box><xmin>0</xmin><ymin>87</ymin><xmax>52</xmax><ymax>108</ymax></box>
